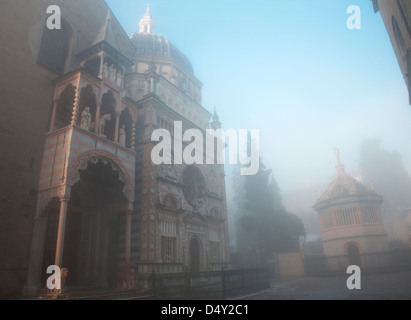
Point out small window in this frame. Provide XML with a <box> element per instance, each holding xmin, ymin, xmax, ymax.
<box><xmin>38</xmin><ymin>20</ymin><xmax>71</xmax><ymax>74</ymax></box>
<box><xmin>161</xmin><ymin>236</ymin><xmax>176</xmax><ymax>263</ymax></box>
<box><xmin>210</xmin><ymin>241</ymin><xmax>220</xmax><ymax>262</ymax></box>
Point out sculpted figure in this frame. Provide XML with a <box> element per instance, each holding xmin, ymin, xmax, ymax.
<box><xmin>102</xmin><ymin>62</ymin><xmax>108</xmax><ymax>78</ymax></box>
<box><xmin>108</xmin><ymin>64</ymin><xmax>116</xmax><ymax>82</ymax></box>
<box><xmin>119</xmin><ymin>125</ymin><xmax>126</xmax><ymax>146</ymax></box>
<box><xmin>116</xmin><ymin>71</ymin><xmax>123</xmax><ymax>87</ymax></box>
<box><xmin>80</xmin><ymin>107</ymin><xmax>91</xmax><ymax>131</ymax></box>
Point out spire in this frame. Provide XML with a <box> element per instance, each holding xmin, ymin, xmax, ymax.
<box><xmin>213</xmin><ymin>106</ymin><xmax>219</xmax><ymax>122</ymax></box>
<box><xmin>334</xmin><ymin>148</ymin><xmax>345</xmax><ymax>175</ymax></box>
<box><xmin>212</xmin><ymin>106</ymin><xmax>221</xmax><ymax>130</ymax></box>
<box><xmin>139</xmin><ymin>3</ymin><xmax>155</xmax><ymax>34</ymax></box>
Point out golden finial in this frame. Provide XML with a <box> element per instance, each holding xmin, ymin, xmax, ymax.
<box><xmin>334</xmin><ymin>148</ymin><xmax>345</xmax><ymax>174</ymax></box>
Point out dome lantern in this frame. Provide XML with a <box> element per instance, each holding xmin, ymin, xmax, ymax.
<box><xmin>139</xmin><ymin>4</ymin><xmax>155</xmax><ymax>34</ymax></box>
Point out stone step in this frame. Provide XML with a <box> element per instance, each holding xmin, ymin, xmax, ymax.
<box><xmin>36</xmin><ymin>286</ymin><xmax>154</xmax><ymax>300</ymax></box>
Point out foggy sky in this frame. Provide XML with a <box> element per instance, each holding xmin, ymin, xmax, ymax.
<box><xmin>107</xmin><ymin>0</ymin><xmax>411</xmax><ymax>214</ymax></box>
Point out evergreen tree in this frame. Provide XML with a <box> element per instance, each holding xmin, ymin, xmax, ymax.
<box><xmin>234</xmin><ymin>159</ymin><xmax>305</xmax><ymax>266</ymax></box>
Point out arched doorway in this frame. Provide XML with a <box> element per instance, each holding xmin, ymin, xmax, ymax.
<box><xmin>190</xmin><ymin>237</ymin><xmax>201</xmax><ymax>273</ymax></box>
<box><xmin>347</xmin><ymin>243</ymin><xmax>362</xmax><ymax>267</ymax></box>
<box><xmin>42</xmin><ymin>159</ymin><xmax>130</xmax><ymax>288</ymax></box>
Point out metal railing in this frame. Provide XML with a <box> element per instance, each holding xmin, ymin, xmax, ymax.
<box><xmin>150</xmin><ymin>267</ymin><xmax>270</xmax><ymax>300</ymax></box>
<box><xmin>304</xmin><ymin>247</ymin><xmax>411</xmax><ymax>276</ymax></box>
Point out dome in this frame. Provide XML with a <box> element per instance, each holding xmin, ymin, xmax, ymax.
<box><xmin>314</xmin><ymin>149</ymin><xmax>381</xmax><ymax>208</ymax></box>
<box><xmin>129</xmin><ymin>32</ymin><xmax>194</xmax><ymax>74</ymax></box>
<box><xmin>315</xmin><ymin>173</ymin><xmax>378</xmax><ymax>205</ymax></box>
<box><xmin>129</xmin><ymin>6</ymin><xmax>194</xmax><ymax>75</ymax></box>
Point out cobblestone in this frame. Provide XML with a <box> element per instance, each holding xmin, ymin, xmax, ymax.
<box><xmin>238</xmin><ymin>270</ymin><xmax>411</xmax><ymax>300</ymax></box>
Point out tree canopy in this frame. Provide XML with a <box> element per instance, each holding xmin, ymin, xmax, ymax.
<box><xmin>233</xmin><ymin>159</ymin><xmax>305</xmax><ymax>265</ymax></box>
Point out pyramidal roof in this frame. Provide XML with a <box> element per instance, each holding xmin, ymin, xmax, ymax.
<box><xmin>95</xmin><ymin>10</ymin><xmax>136</xmax><ymax>57</ymax></box>
<box><xmin>315</xmin><ymin>149</ymin><xmax>378</xmax><ymax>205</ymax></box>
<box><xmin>78</xmin><ymin>9</ymin><xmax>135</xmax><ymax>67</ymax></box>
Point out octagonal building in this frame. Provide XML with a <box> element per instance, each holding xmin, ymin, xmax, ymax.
<box><xmin>313</xmin><ymin>150</ymin><xmax>389</xmax><ymax>267</ymax></box>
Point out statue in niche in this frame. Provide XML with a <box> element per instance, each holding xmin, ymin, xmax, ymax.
<box><xmin>108</xmin><ymin>64</ymin><xmax>116</xmax><ymax>82</ymax></box>
<box><xmin>99</xmin><ymin>113</ymin><xmax>112</xmax><ymax>136</ymax></box>
<box><xmin>102</xmin><ymin>62</ymin><xmax>108</xmax><ymax>79</ymax></box>
<box><xmin>119</xmin><ymin>124</ymin><xmax>126</xmax><ymax>146</ymax></box>
<box><xmin>80</xmin><ymin>106</ymin><xmax>92</xmax><ymax>131</ymax></box>
<box><xmin>116</xmin><ymin>71</ymin><xmax>123</xmax><ymax>87</ymax></box>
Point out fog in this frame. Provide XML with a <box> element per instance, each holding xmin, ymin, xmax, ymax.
<box><xmin>108</xmin><ymin>2</ymin><xmax>411</xmax><ymax>211</ymax></box>
<box><xmin>92</xmin><ymin>0</ymin><xmax>411</xmax><ymax>262</ymax></box>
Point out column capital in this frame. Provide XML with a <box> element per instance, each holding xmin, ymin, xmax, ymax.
<box><xmin>59</xmin><ymin>196</ymin><xmax>70</xmax><ymax>203</ymax></box>
<box><xmin>126</xmin><ymin>202</ymin><xmax>134</xmax><ymax>213</ymax></box>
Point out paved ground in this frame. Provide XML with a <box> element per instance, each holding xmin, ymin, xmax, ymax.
<box><xmin>237</xmin><ymin>270</ymin><xmax>411</xmax><ymax>300</ymax></box>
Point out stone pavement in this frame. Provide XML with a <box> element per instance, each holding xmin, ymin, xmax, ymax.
<box><xmin>237</xmin><ymin>270</ymin><xmax>411</xmax><ymax>300</ymax></box>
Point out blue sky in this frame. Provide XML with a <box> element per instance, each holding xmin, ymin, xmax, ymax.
<box><xmin>106</xmin><ymin>0</ymin><xmax>411</xmax><ymax>198</ymax></box>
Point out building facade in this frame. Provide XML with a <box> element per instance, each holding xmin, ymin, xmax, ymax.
<box><xmin>373</xmin><ymin>0</ymin><xmax>411</xmax><ymax>104</ymax></box>
<box><xmin>0</xmin><ymin>0</ymin><xmax>230</xmax><ymax>297</ymax></box>
<box><xmin>313</xmin><ymin>150</ymin><xmax>389</xmax><ymax>268</ymax></box>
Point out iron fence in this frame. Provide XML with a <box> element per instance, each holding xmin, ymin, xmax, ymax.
<box><xmin>304</xmin><ymin>247</ymin><xmax>411</xmax><ymax>276</ymax></box>
<box><xmin>150</xmin><ymin>267</ymin><xmax>270</xmax><ymax>300</ymax></box>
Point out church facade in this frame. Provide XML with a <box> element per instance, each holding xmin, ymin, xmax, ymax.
<box><xmin>0</xmin><ymin>0</ymin><xmax>230</xmax><ymax>297</ymax></box>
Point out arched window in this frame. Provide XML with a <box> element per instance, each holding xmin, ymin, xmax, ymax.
<box><xmin>119</xmin><ymin>108</ymin><xmax>133</xmax><ymax>148</ymax></box>
<box><xmin>77</xmin><ymin>85</ymin><xmax>97</xmax><ymax>131</ymax></box>
<box><xmin>347</xmin><ymin>243</ymin><xmax>362</xmax><ymax>267</ymax></box>
<box><xmin>164</xmin><ymin>195</ymin><xmax>177</xmax><ymax>210</ymax></box>
<box><xmin>182</xmin><ymin>166</ymin><xmax>206</xmax><ymax>207</ymax></box>
<box><xmin>100</xmin><ymin>91</ymin><xmax>117</xmax><ymax>141</ymax></box>
<box><xmin>38</xmin><ymin>19</ymin><xmax>72</xmax><ymax>74</ymax></box>
<box><xmin>54</xmin><ymin>84</ymin><xmax>75</xmax><ymax>130</ymax></box>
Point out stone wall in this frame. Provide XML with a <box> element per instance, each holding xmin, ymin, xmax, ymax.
<box><xmin>0</xmin><ymin>0</ymin><xmax>111</xmax><ymax>297</ymax></box>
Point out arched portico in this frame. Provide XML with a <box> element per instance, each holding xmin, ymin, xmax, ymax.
<box><xmin>24</xmin><ymin>151</ymin><xmax>135</xmax><ymax>295</ymax></box>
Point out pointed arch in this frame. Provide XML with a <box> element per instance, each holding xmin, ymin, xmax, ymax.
<box><xmin>66</xmin><ymin>150</ymin><xmax>134</xmax><ymax>202</ymax></box>
<box><xmin>54</xmin><ymin>83</ymin><xmax>75</xmax><ymax>130</ymax></box>
<box><xmin>119</xmin><ymin>107</ymin><xmax>133</xmax><ymax>148</ymax></box>
<box><xmin>344</xmin><ymin>241</ymin><xmax>362</xmax><ymax>267</ymax></box>
<box><xmin>77</xmin><ymin>85</ymin><xmax>97</xmax><ymax>130</ymax></box>
<box><xmin>100</xmin><ymin>90</ymin><xmax>117</xmax><ymax>141</ymax></box>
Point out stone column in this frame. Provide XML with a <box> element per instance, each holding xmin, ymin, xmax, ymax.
<box><xmin>124</xmin><ymin>208</ymin><xmax>133</xmax><ymax>273</ymax></box>
<box><xmin>114</xmin><ymin>112</ymin><xmax>120</xmax><ymax>144</ymax></box>
<box><xmin>131</xmin><ymin>121</ymin><xmax>136</xmax><ymax>151</ymax></box>
<box><xmin>55</xmin><ymin>197</ymin><xmax>70</xmax><ymax>267</ymax></box>
<box><xmin>22</xmin><ymin>216</ymin><xmax>48</xmax><ymax>296</ymax></box>
<box><xmin>71</xmin><ymin>86</ymin><xmax>80</xmax><ymax>126</ymax></box>
<box><xmin>95</xmin><ymin>87</ymin><xmax>103</xmax><ymax>135</ymax></box>
<box><xmin>49</xmin><ymin>99</ymin><xmax>58</xmax><ymax>132</ymax></box>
